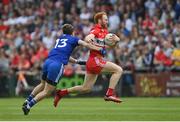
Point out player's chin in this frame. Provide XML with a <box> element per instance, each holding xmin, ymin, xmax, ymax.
<box><xmin>104</xmin><ymin>24</ymin><xmax>108</xmax><ymax>28</ymax></box>
<box><xmin>102</xmin><ymin>24</ymin><xmax>108</xmax><ymax>28</ymax></box>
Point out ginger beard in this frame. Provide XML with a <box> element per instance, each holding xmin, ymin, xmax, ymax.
<box><xmin>100</xmin><ymin>14</ymin><xmax>108</xmax><ymax>29</ymax></box>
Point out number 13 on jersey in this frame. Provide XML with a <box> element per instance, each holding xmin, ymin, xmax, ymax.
<box><xmin>55</xmin><ymin>39</ymin><xmax>68</xmax><ymax>48</ymax></box>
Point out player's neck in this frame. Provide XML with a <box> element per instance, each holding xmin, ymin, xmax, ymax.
<box><xmin>97</xmin><ymin>23</ymin><xmax>107</xmax><ymax>29</ymax></box>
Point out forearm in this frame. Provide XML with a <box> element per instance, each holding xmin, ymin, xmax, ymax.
<box><xmin>69</xmin><ymin>57</ymin><xmax>77</xmax><ymax>64</ymax></box>
<box><xmin>86</xmin><ymin>43</ymin><xmax>102</xmax><ymax>51</ymax></box>
<box><xmin>69</xmin><ymin>57</ymin><xmax>86</xmax><ymax>65</ymax></box>
<box><xmin>78</xmin><ymin>39</ymin><xmax>102</xmax><ymax>51</ymax></box>
<box><xmin>85</xmin><ymin>34</ymin><xmax>95</xmax><ymax>43</ymax></box>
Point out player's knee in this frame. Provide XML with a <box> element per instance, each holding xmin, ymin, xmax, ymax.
<box><xmin>116</xmin><ymin>66</ymin><xmax>123</xmax><ymax>74</ymax></box>
<box><xmin>42</xmin><ymin>90</ymin><xmax>51</xmax><ymax>96</ymax></box>
<box><xmin>40</xmin><ymin>82</ymin><xmax>45</xmax><ymax>87</ymax></box>
<box><xmin>43</xmin><ymin>91</ymin><xmax>48</xmax><ymax>96</ymax></box>
<box><xmin>82</xmin><ymin>87</ymin><xmax>91</xmax><ymax>93</ymax></box>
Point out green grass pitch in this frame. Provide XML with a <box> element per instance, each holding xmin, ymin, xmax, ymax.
<box><xmin>0</xmin><ymin>97</ymin><xmax>180</xmax><ymax>121</ymax></box>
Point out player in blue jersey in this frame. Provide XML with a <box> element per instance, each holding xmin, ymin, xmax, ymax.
<box><xmin>22</xmin><ymin>24</ymin><xmax>105</xmax><ymax>115</ymax></box>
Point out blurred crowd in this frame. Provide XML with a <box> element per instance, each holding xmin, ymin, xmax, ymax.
<box><xmin>0</xmin><ymin>0</ymin><xmax>180</xmax><ymax>86</ymax></box>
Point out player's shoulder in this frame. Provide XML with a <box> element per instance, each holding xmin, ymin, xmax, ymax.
<box><xmin>60</xmin><ymin>34</ymin><xmax>77</xmax><ymax>39</ymax></box>
<box><xmin>71</xmin><ymin>35</ymin><xmax>79</xmax><ymax>40</ymax></box>
<box><xmin>66</xmin><ymin>35</ymin><xmax>80</xmax><ymax>43</ymax></box>
<box><xmin>92</xmin><ymin>24</ymin><xmax>101</xmax><ymax>30</ymax></box>
<box><xmin>60</xmin><ymin>34</ymin><xmax>71</xmax><ymax>38</ymax></box>
<box><xmin>90</xmin><ymin>24</ymin><xmax>101</xmax><ymax>33</ymax></box>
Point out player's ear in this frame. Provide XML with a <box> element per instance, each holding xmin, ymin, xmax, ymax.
<box><xmin>97</xmin><ymin>18</ymin><xmax>101</xmax><ymax>24</ymax></box>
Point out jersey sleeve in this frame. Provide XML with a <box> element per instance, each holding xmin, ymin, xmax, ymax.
<box><xmin>90</xmin><ymin>28</ymin><xmax>100</xmax><ymax>37</ymax></box>
<box><xmin>73</xmin><ymin>37</ymin><xmax>80</xmax><ymax>46</ymax></box>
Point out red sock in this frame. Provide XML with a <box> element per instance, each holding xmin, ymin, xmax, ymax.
<box><xmin>106</xmin><ymin>88</ymin><xmax>114</xmax><ymax>96</ymax></box>
<box><xmin>58</xmin><ymin>89</ymin><xmax>69</xmax><ymax>97</ymax></box>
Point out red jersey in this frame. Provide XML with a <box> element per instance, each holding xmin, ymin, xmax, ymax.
<box><xmin>89</xmin><ymin>24</ymin><xmax>108</xmax><ymax>57</ymax></box>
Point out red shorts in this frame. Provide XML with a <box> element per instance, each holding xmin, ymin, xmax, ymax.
<box><xmin>86</xmin><ymin>56</ymin><xmax>107</xmax><ymax>74</ymax></box>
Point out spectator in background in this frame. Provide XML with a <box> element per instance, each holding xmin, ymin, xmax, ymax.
<box><xmin>0</xmin><ymin>49</ymin><xmax>9</xmax><ymax>74</ymax></box>
<box><xmin>80</xmin><ymin>7</ymin><xmax>91</xmax><ymax>21</ymax></box>
<box><xmin>172</xmin><ymin>41</ymin><xmax>180</xmax><ymax>69</ymax></box>
<box><xmin>10</xmin><ymin>48</ymin><xmax>20</xmax><ymax>71</ymax></box>
<box><xmin>42</xmin><ymin>28</ymin><xmax>55</xmax><ymax>49</ymax></box>
<box><xmin>124</xmin><ymin>13</ymin><xmax>134</xmax><ymax>33</ymax></box>
<box><xmin>134</xmin><ymin>50</ymin><xmax>144</xmax><ymax>69</ymax></box>
<box><xmin>18</xmin><ymin>53</ymin><xmax>31</xmax><ymax>71</ymax></box>
<box><xmin>31</xmin><ymin>27</ymin><xmax>42</xmax><ymax>41</ymax></box>
<box><xmin>154</xmin><ymin>44</ymin><xmax>173</xmax><ymax>70</ymax></box>
<box><xmin>144</xmin><ymin>0</ymin><xmax>156</xmax><ymax>17</ymax></box>
<box><xmin>14</xmin><ymin>31</ymin><xmax>23</xmax><ymax>48</ymax></box>
<box><xmin>163</xmin><ymin>40</ymin><xmax>173</xmax><ymax>59</ymax></box>
<box><xmin>142</xmin><ymin>45</ymin><xmax>154</xmax><ymax>69</ymax></box>
<box><xmin>109</xmin><ymin>10</ymin><xmax>120</xmax><ymax>33</ymax></box>
<box><xmin>175</xmin><ymin>0</ymin><xmax>180</xmax><ymax>20</ymax></box>
<box><xmin>15</xmin><ymin>71</ymin><xmax>31</xmax><ymax>96</ymax></box>
<box><xmin>142</xmin><ymin>15</ymin><xmax>156</xmax><ymax>34</ymax></box>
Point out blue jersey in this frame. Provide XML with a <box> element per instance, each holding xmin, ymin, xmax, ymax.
<box><xmin>47</xmin><ymin>34</ymin><xmax>79</xmax><ymax>64</ymax></box>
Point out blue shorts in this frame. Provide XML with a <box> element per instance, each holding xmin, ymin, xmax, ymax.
<box><xmin>42</xmin><ymin>59</ymin><xmax>64</xmax><ymax>86</ymax></box>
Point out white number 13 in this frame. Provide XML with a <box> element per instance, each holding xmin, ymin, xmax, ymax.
<box><xmin>55</xmin><ymin>39</ymin><xmax>68</xmax><ymax>48</ymax></box>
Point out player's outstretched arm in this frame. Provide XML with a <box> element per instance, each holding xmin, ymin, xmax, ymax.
<box><xmin>78</xmin><ymin>40</ymin><xmax>101</xmax><ymax>51</ymax></box>
<box><xmin>78</xmin><ymin>40</ymin><xmax>106</xmax><ymax>56</ymax></box>
<box><xmin>84</xmin><ymin>34</ymin><xmax>95</xmax><ymax>43</ymax></box>
<box><xmin>69</xmin><ymin>56</ymin><xmax>86</xmax><ymax>65</ymax></box>
<box><xmin>69</xmin><ymin>57</ymin><xmax>77</xmax><ymax>64</ymax></box>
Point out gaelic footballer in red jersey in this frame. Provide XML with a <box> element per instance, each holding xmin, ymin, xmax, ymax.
<box><xmin>89</xmin><ymin>24</ymin><xmax>108</xmax><ymax>54</ymax></box>
<box><xmin>54</xmin><ymin>12</ymin><xmax>123</xmax><ymax>107</ymax></box>
<box><xmin>86</xmin><ymin>23</ymin><xmax>109</xmax><ymax>74</ymax></box>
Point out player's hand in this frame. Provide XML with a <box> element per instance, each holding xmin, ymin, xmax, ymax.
<box><xmin>112</xmin><ymin>34</ymin><xmax>120</xmax><ymax>42</ymax></box>
<box><xmin>76</xmin><ymin>60</ymin><xmax>86</xmax><ymax>65</ymax></box>
<box><xmin>99</xmin><ymin>48</ymin><xmax>106</xmax><ymax>56</ymax></box>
